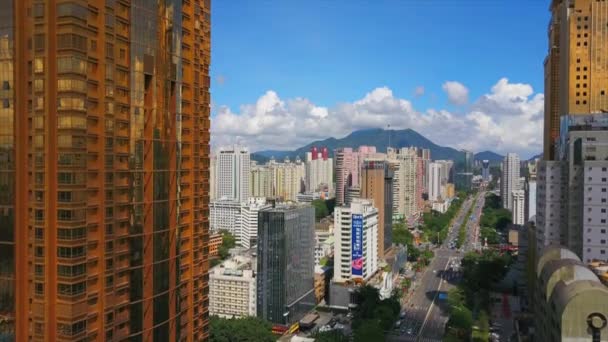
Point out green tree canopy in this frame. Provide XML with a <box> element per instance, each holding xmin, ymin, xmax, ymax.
<box><xmin>312</xmin><ymin>199</ymin><xmax>329</xmax><ymax>221</ymax></box>
<box><xmin>353</xmin><ymin>320</ymin><xmax>384</xmax><ymax>342</ymax></box>
<box><xmin>210</xmin><ymin>316</ymin><xmax>274</xmax><ymax>342</ymax></box>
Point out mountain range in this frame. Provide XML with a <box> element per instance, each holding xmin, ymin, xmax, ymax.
<box><xmin>252</xmin><ymin>128</ymin><xmax>508</xmax><ymax>164</ymax></box>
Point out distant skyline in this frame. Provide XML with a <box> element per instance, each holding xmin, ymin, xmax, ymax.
<box><xmin>210</xmin><ymin>0</ymin><xmax>549</xmax><ymax>158</ymax></box>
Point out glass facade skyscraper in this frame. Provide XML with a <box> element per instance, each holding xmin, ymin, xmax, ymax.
<box><xmin>0</xmin><ymin>1</ymin><xmax>211</xmax><ymax>340</ymax></box>
<box><xmin>257</xmin><ymin>205</ymin><xmax>316</xmax><ymax>325</ymax></box>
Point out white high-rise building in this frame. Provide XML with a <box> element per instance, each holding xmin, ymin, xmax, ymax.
<box><xmin>428</xmin><ymin>162</ymin><xmax>442</xmax><ymax>202</ymax></box>
<box><xmin>525</xmin><ymin>177</ymin><xmax>537</xmax><ymax>223</ymax></box>
<box><xmin>209</xmin><ymin>199</ymin><xmax>241</xmax><ymax>235</ymax></box>
<box><xmin>305</xmin><ymin>148</ymin><xmax>333</xmax><ymax>195</ymax></box>
<box><xmin>210</xmin><ymin>197</ymin><xmax>270</xmax><ymax>248</ymax></box>
<box><xmin>239</xmin><ymin>198</ymin><xmax>272</xmax><ymax>249</ymax></box>
<box><xmin>387</xmin><ymin>148</ymin><xmax>418</xmax><ymax>218</ymax></box>
<box><xmin>512</xmin><ymin>190</ymin><xmax>525</xmax><ymax>225</ymax></box>
<box><xmin>216</xmin><ymin>145</ymin><xmax>250</xmax><ymax>202</ymax></box>
<box><xmin>501</xmin><ymin>153</ymin><xmax>521</xmax><ymax>211</ymax></box>
<box><xmin>333</xmin><ymin>198</ymin><xmax>379</xmax><ymax>283</ymax></box>
<box><xmin>210</xmin><ymin>153</ymin><xmax>216</xmax><ymax>200</ymax></box>
<box><xmin>209</xmin><ymin>255</ymin><xmax>257</xmax><ymax>318</ymax></box>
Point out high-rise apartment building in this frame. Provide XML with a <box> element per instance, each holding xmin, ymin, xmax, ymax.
<box><xmin>216</xmin><ymin>145</ymin><xmax>250</xmax><ymax>202</ymax></box>
<box><xmin>387</xmin><ymin>148</ymin><xmax>418</xmax><ymax>219</ymax></box>
<box><xmin>257</xmin><ymin>204</ymin><xmax>316</xmax><ymax>325</ymax></box>
<box><xmin>333</xmin><ymin>199</ymin><xmax>379</xmax><ymax>283</ymax></box>
<box><xmin>544</xmin><ymin>0</ymin><xmax>608</xmax><ymax>160</ymax></box>
<box><xmin>334</xmin><ymin>148</ymin><xmax>358</xmax><ymax>205</ymax></box>
<box><xmin>210</xmin><ymin>153</ymin><xmax>217</xmax><ymax>200</ymax></box>
<box><xmin>0</xmin><ymin>1</ymin><xmax>212</xmax><ymax>340</ymax></box>
<box><xmin>269</xmin><ymin>157</ymin><xmax>304</xmax><ymax>201</ymax></box>
<box><xmin>250</xmin><ymin>164</ymin><xmax>273</xmax><ymax>198</ymax></box>
<box><xmin>501</xmin><ymin>153</ymin><xmax>521</xmax><ymax>211</ymax></box>
<box><xmin>360</xmin><ymin>160</ymin><xmax>393</xmax><ymax>259</ymax></box>
<box><xmin>305</xmin><ymin>147</ymin><xmax>333</xmax><ymax>195</ymax></box>
<box><xmin>536</xmin><ymin>161</ymin><xmax>567</xmax><ymax>254</ymax></box>
<box><xmin>428</xmin><ymin>162</ymin><xmax>442</xmax><ymax>202</ymax></box>
<box><xmin>512</xmin><ymin>190</ymin><xmax>525</xmax><ymax>225</ymax></box>
<box><xmin>525</xmin><ymin>176</ymin><xmax>537</xmax><ymax>222</ymax></box>
<box><xmin>334</xmin><ymin>146</ymin><xmax>380</xmax><ymax>205</ymax></box>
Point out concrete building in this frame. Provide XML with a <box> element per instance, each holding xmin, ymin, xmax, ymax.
<box><xmin>387</xmin><ymin>147</ymin><xmax>419</xmax><ymax>219</ymax></box>
<box><xmin>482</xmin><ymin>160</ymin><xmax>491</xmax><ymax>182</ymax></box>
<box><xmin>210</xmin><ymin>199</ymin><xmax>242</xmax><ymax>235</ymax></box>
<box><xmin>0</xmin><ymin>2</ymin><xmax>212</xmax><ymax>340</ymax></box>
<box><xmin>211</xmin><ymin>153</ymin><xmax>217</xmax><ymax>200</ymax></box>
<box><xmin>239</xmin><ymin>198</ymin><xmax>272</xmax><ymax>249</ymax></box>
<box><xmin>525</xmin><ymin>175</ymin><xmax>537</xmax><ymax>223</ymax></box>
<box><xmin>217</xmin><ymin>145</ymin><xmax>251</xmax><ymax>202</ymax></box>
<box><xmin>501</xmin><ymin>153</ymin><xmax>521</xmax><ymax>211</ymax></box>
<box><xmin>257</xmin><ymin>204</ymin><xmax>316</xmax><ymax>325</ymax></box>
<box><xmin>333</xmin><ymin>199</ymin><xmax>379</xmax><ymax>283</ymax></box>
<box><xmin>314</xmin><ymin>236</ymin><xmax>334</xmax><ymax>267</ymax></box>
<box><xmin>360</xmin><ymin>159</ymin><xmax>394</xmax><ymax>259</ymax></box>
<box><xmin>296</xmin><ymin>192</ymin><xmax>321</xmax><ymax>203</ymax></box>
<box><xmin>345</xmin><ymin>186</ymin><xmax>360</xmax><ymax>206</ymax></box>
<box><xmin>210</xmin><ymin>197</ymin><xmax>271</xmax><ymax>249</ymax></box>
<box><xmin>534</xmin><ymin>247</ymin><xmax>608</xmax><ymax>342</ymax></box>
<box><xmin>250</xmin><ymin>164</ymin><xmax>273</xmax><ymax>198</ymax></box>
<box><xmin>512</xmin><ymin>190</ymin><xmax>525</xmax><ymax>225</ymax></box>
<box><xmin>428</xmin><ymin>162</ymin><xmax>442</xmax><ymax>202</ymax></box>
<box><xmin>209</xmin><ymin>233</ymin><xmax>224</xmax><ymax>259</ymax></box>
<box><xmin>314</xmin><ymin>266</ymin><xmax>330</xmax><ymax>304</ymax></box>
<box><xmin>535</xmin><ymin>161</ymin><xmax>566</xmax><ymax>254</ymax></box>
<box><xmin>536</xmin><ymin>119</ymin><xmax>608</xmax><ymax>263</ymax></box>
<box><xmin>269</xmin><ymin>157</ymin><xmax>305</xmax><ymax>201</ymax></box>
<box><xmin>544</xmin><ymin>0</ymin><xmax>608</xmax><ymax>160</ymax></box>
<box><xmin>335</xmin><ymin>148</ymin><xmax>358</xmax><ymax>205</ymax></box>
<box><xmin>432</xmin><ymin>200</ymin><xmax>451</xmax><ymax>214</ymax></box>
<box><xmin>209</xmin><ymin>255</ymin><xmax>257</xmax><ymax>318</ymax></box>
<box><xmin>305</xmin><ymin>147</ymin><xmax>333</xmax><ymax>195</ymax></box>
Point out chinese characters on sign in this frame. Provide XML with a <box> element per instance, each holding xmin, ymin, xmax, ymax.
<box><xmin>351</xmin><ymin>214</ymin><xmax>363</xmax><ymax>276</ymax></box>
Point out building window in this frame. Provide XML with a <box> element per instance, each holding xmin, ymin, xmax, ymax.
<box><xmin>35</xmin><ymin>282</ymin><xmax>44</xmax><ymax>295</ymax></box>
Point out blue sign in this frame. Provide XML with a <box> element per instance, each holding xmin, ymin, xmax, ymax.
<box><xmin>351</xmin><ymin>214</ymin><xmax>364</xmax><ymax>276</ymax></box>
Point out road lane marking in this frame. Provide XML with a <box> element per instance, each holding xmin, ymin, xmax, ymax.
<box><xmin>417</xmin><ymin>257</ymin><xmax>451</xmax><ymax>341</ymax></box>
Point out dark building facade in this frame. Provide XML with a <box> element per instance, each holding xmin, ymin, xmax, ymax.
<box><xmin>0</xmin><ymin>1</ymin><xmax>211</xmax><ymax>340</ymax></box>
<box><xmin>257</xmin><ymin>205</ymin><xmax>315</xmax><ymax>325</ymax></box>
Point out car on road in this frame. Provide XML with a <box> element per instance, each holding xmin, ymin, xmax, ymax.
<box><xmin>399</xmin><ymin>312</ymin><xmax>406</xmax><ymax>319</ymax></box>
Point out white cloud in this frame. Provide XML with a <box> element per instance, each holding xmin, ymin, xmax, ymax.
<box><xmin>442</xmin><ymin>81</ymin><xmax>469</xmax><ymax>105</ymax></box>
<box><xmin>414</xmin><ymin>86</ymin><xmax>425</xmax><ymax>97</ymax></box>
<box><xmin>211</xmin><ymin>78</ymin><xmax>544</xmax><ymax>158</ymax></box>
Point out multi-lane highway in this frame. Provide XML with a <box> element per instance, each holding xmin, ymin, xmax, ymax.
<box><xmin>388</xmin><ymin>191</ymin><xmax>486</xmax><ymax>342</ymax></box>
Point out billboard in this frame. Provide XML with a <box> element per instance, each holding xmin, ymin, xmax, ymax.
<box><xmin>351</xmin><ymin>214</ymin><xmax>364</xmax><ymax>276</ymax></box>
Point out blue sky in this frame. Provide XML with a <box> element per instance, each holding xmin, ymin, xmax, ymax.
<box><xmin>210</xmin><ymin>1</ymin><xmax>550</xmax><ymax>158</ymax></box>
